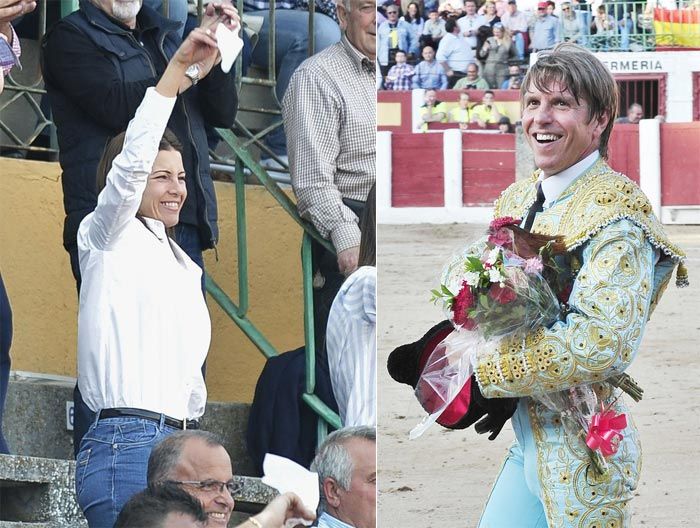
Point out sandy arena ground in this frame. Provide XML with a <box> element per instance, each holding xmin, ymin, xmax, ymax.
<box><xmin>377</xmin><ymin>223</ymin><xmax>700</xmax><ymax>528</ymax></box>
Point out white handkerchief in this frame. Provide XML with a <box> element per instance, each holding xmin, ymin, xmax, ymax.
<box><xmin>216</xmin><ymin>22</ymin><xmax>243</xmax><ymax>74</ymax></box>
<box><xmin>262</xmin><ymin>454</ymin><xmax>318</xmax><ymax>527</ymax></box>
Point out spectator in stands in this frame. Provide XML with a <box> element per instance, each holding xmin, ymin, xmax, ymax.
<box><xmin>591</xmin><ymin>5</ymin><xmax>616</xmax><ymax>50</ymax></box>
<box><xmin>0</xmin><ymin>1</ymin><xmax>30</xmax><ymax>455</ymax></box>
<box><xmin>378</xmin><ymin>5</ymin><xmax>416</xmax><ymax>76</ymax></box>
<box><xmin>283</xmin><ymin>0</ymin><xmax>375</xmax><ymax>366</ymax></box>
<box><xmin>327</xmin><ymin>185</ymin><xmax>376</xmax><ymax>428</ymax></box>
<box><xmin>1</xmin><ymin>0</ymin><xmax>32</xmax><ymax>95</ymax></box>
<box><xmin>501</xmin><ymin>0</ymin><xmax>529</xmax><ymax>60</ymax></box>
<box><xmin>115</xmin><ymin>483</ymin><xmax>208</xmax><ymax>528</ymax></box>
<box><xmin>420</xmin><ymin>9</ymin><xmax>446</xmax><ymax>49</ymax></box>
<box><xmin>402</xmin><ymin>1</ymin><xmax>424</xmax><ymax>52</ymax></box>
<box><xmin>559</xmin><ymin>1</ymin><xmax>583</xmax><ymax>43</ymax></box>
<box><xmin>530</xmin><ymin>1</ymin><xmax>560</xmax><ymax>51</ymax></box>
<box><xmin>449</xmin><ymin>91</ymin><xmax>473</xmax><ymax>129</ymax></box>
<box><xmin>498</xmin><ymin>115</ymin><xmax>513</xmax><ymax>133</ymax></box>
<box><xmin>42</xmin><ymin>0</ymin><xmax>238</xmax><ymax>459</ymax></box>
<box><xmin>148</xmin><ymin>431</ymin><xmax>317</xmax><ymax>528</ymax></box>
<box><xmin>453</xmin><ymin>62</ymin><xmax>489</xmax><ymax>89</ymax></box>
<box><xmin>477</xmin><ymin>22</ymin><xmax>516</xmax><ymax>88</ymax></box>
<box><xmin>413</xmin><ymin>45</ymin><xmax>448</xmax><ymax>89</ymax></box>
<box><xmin>500</xmin><ymin>62</ymin><xmax>523</xmax><ymax>89</ymax></box>
<box><xmin>438</xmin><ymin>0</ymin><xmax>465</xmax><ymax>18</ymax></box>
<box><xmin>436</xmin><ymin>19</ymin><xmax>474</xmax><ymax>88</ymax></box>
<box><xmin>482</xmin><ymin>1</ymin><xmax>501</xmax><ymax>27</ymax></box>
<box><xmin>616</xmin><ymin>103</ymin><xmax>644</xmax><ymax>124</ymax></box>
<box><xmin>546</xmin><ymin>0</ymin><xmax>557</xmax><ymax>17</ymax></box>
<box><xmin>311</xmin><ymin>426</ymin><xmax>376</xmax><ymax>528</ymax></box>
<box><xmin>470</xmin><ymin>90</ymin><xmax>505</xmax><ymax>127</ymax></box>
<box><xmin>418</xmin><ymin>88</ymin><xmax>448</xmax><ymax>130</ymax></box>
<box><xmin>70</xmin><ymin>28</ymin><xmax>232</xmax><ymax>527</ymax></box>
<box><xmin>243</xmin><ymin>0</ymin><xmax>342</xmax><ymax>171</ymax></box>
<box><xmin>384</xmin><ymin>50</ymin><xmax>415</xmax><ymax>90</ymax></box>
<box><xmin>457</xmin><ymin>0</ymin><xmax>486</xmax><ymax>51</ymax></box>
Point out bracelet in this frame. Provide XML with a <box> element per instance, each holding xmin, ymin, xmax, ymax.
<box><xmin>247</xmin><ymin>517</ymin><xmax>263</xmax><ymax>528</ymax></box>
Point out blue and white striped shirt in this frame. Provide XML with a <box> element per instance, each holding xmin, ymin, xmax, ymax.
<box><xmin>326</xmin><ymin>266</ymin><xmax>376</xmax><ymax>427</ymax></box>
<box><xmin>317</xmin><ymin>512</ymin><xmax>355</xmax><ymax>528</ymax></box>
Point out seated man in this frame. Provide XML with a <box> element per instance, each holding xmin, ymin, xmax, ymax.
<box><xmin>453</xmin><ymin>62</ymin><xmax>489</xmax><ymax>90</ymax></box>
<box><xmin>418</xmin><ymin>88</ymin><xmax>448</xmax><ymax>131</ymax></box>
<box><xmin>310</xmin><ymin>426</ymin><xmax>376</xmax><ymax>528</ymax></box>
<box><xmin>384</xmin><ymin>50</ymin><xmax>414</xmax><ymax>90</ymax></box>
<box><xmin>413</xmin><ymin>45</ymin><xmax>448</xmax><ymax>90</ymax></box>
<box><xmin>148</xmin><ymin>431</ymin><xmax>316</xmax><ymax>528</ymax></box>
<box><xmin>420</xmin><ymin>9</ymin><xmax>446</xmax><ymax>50</ymax></box>
<box><xmin>448</xmin><ymin>91</ymin><xmax>473</xmax><ymax>130</ymax></box>
<box><xmin>115</xmin><ymin>483</ymin><xmax>207</xmax><ymax>528</ymax></box>
<box><xmin>500</xmin><ymin>63</ymin><xmax>523</xmax><ymax>89</ymax></box>
<box><xmin>470</xmin><ymin>90</ymin><xmax>505</xmax><ymax>127</ymax></box>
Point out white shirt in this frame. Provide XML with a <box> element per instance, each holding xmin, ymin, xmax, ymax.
<box><xmin>436</xmin><ymin>32</ymin><xmax>475</xmax><ymax>73</ymax></box>
<box><xmin>326</xmin><ymin>266</ymin><xmax>376</xmax><ymax>427</ymax></box>
<box><xmin>77</xmin><ymin>88</ymin><xmax>210</xmax><ymax>420</ymax></box>
<box><xmin>538</xmin><ymin>150</ymin><xmax>599</xmax><ymax>208</ymax></box>
<box><xmin>317</xmin><ymin>512</ymin><xmax>354</xmax><ymax>528</ymax></box>
<box><xmin>457</xmin><ymin>13</ymin><xmax>486</xmax><ymax>50</ymax></box>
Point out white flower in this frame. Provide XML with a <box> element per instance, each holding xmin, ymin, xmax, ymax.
<box><xmin>489</xmin><ymin>268</ymin><xmax>504</xmax><ymax>283</ymax></box>
<box><xmin>486</xmin><ymin>248</ymin><xmax>501</xmax><ymax>265</ymax></box>
<box><xmin>464</xmin><ymin>271</ymin><xmax>480</xmax><ymax>286</ymax></box>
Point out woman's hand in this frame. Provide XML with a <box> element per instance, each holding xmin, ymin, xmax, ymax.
<box><xmin>197</xmin><ymin>2</ymin><xmax>240</xmax><ymax>76</ymax></box>
<box><xmin>245</xmin><ymin>492</ymin><xmax>316</xmax><ymax>528</ymax></box>
<box><xmin>172</xmin><ymin>26</ymin><xmax>219</xmax><ymax>69</ymax></box>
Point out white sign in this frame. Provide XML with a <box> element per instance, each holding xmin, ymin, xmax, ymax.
<box><xmin>599</xmin><ymin>58</ymin><xmax>664</xmax><ymax>73</ymax></box>
<box><xmin>66</xmin><ymin>401</ymin><xmax>74</xmax><ymax>431</ymax></box>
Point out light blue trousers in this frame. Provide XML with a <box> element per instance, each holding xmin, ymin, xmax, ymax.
<box><xmin>478</xmin><ymin>401</ymin><xmax>549</xmax><ymax>528</ymax></box>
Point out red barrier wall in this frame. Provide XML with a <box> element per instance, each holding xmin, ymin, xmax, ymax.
<box><xmin>661</xmin><ymin>122</ymin><xmax>700</xmax><ymax>205</ymax></box>
<box><xmin>608</xmin><ymin>125</ymin><xmax>641</xmax><ymax>184</ymax></box>
<box><xmin>462</xmin><ymin>134</ymin><xmax>516</xmax><ymax>206</ymax></box>
<box><xmin>391</xmin><ymin>133</ymin><xmax>445</xmax><ymax>207</ymax></box>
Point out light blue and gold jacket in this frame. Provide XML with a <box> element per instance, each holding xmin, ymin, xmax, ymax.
<box><xmin>475</xmin><ymin>159</ymin><xmax>686</xmax><ymax>527</ymax></box>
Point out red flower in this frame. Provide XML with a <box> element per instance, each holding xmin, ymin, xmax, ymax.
<box><xmin>452</xmin><ymin>281</ymin><xmax>477</xmax><ymax>329</ymax></box>
<box><xmin>488</xmin><ymin>228</ymin><xmax>513</xmax><ymax>248</ymax></box>
<box><xmin>489</xmin><ymin>216</ymin><xmax>521</xmax><ymax>232</ymax></box>
<box><xmin>488</xmin><ymin>282</ymin><xmax>517</xmax><ymax>304</ymax></box>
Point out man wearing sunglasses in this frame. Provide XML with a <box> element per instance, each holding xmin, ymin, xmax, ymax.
<box><xmin>148</xmin><ymin>431</ymin><xmax>315</xmax><ymax>528</ymax></box>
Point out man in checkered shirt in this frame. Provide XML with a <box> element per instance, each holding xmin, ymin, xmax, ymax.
<box><xmin>282</xmin><ymin>0</ymin><xmax>375</xmax><ymax>359</ymax></box>
<box><xmin>384</xmin><ymin>50</ymin><xmax>414</xmax><ymax>90</ymax></box>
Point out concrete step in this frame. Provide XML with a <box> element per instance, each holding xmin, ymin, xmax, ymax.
<box><xmin>4</xmin><ymin>375</ymin><xmax>257</xmax><ymax>476</ymax></box>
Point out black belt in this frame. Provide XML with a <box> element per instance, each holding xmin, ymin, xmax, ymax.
<box><xmin>99</xmin><ymin>408</ymin><xmax>200</xmax><ymax>430</ymax></box>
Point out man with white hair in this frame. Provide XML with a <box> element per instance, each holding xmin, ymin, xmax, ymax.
<box><xmin>310</xmin><ymin>426</ymin><xmax>376</xmax><ymax>528</ymax></box>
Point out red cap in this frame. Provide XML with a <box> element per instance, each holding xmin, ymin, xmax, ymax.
<box><xmin>537</xmin><ymin>1</ymin><xmax>548</xmax><ymax>8</ymax></box>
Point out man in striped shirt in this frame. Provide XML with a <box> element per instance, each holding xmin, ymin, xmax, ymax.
<box><xmin>384</xmin><ymin>50</ymin><xmax>414</xmax><ymax>90</ymax></box>
<box><xmin>282</xmin><ymin>0</ymin><xmax>375</xmax><ymax>357</ymax></box>
<box><xmin>311</xmin><ymin>427</ymin><xmax>376</xmax><ymax>528</ymax></box>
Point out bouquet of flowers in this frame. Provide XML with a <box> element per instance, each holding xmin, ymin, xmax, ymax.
<box><xmin>415</xmin><ymin>217</ymin><xmax>641</xmax><ymax>475</ymax></box>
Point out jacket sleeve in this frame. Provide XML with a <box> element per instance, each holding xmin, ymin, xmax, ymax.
<box><xmin>41</xmin><ymin>22</ymin><xmax>156</xmax><ymax>131</ymax></box>
<box><xmin>196</xmin><ymin>61</ymin><xmax>238</xmax><ymax>128</ymax></box>
<box><xmin>84</xmin><ymin>89</ymin><xmax>176</xmax><ymax>250</ymax></box>
<box><xmin>475</xmin><ymin>219</ymin><xmax>656</xmax><ymax>398</ymax></box>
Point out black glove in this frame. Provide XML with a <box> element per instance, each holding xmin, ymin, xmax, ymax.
<box><xmin>469</xmin><ymin>376</ymin><xmax>518</xmax><ymax>440</ymax></box>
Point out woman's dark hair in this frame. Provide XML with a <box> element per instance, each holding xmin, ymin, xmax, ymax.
<box><xmin>96</xmin><ymin>128</ymin><xmax>183</xmax><ymax>195</ymax></box>
<box><xmin>358</xmin><ymin>184</ymin><xmax>376</xmax><ymax>267</ymax></box>
<box><xmin>95</xmin><ymin>128</ymin><xmax>184</xmax><ymax>242</ymax></box>
<box><xmin>403</xmin><ymin>2</ymin><xmax>422</xmax><ymax>23</ymax></box>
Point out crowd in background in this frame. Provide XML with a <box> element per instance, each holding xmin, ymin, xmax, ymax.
<box><xmin>376</xmin><ymin>0</ymin><xmax>697</xmax><ymax>91</ymax></box>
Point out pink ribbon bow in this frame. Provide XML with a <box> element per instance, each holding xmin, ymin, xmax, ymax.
<box><xmin>586</xmin><ymin>410</ymin><xmax>628</xmax><ymax>457</ymax></box>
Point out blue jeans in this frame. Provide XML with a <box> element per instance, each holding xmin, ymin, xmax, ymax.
<box><xmin>76</xmin><ymin>416</ymin><xmax>178</xmax><ymax>528</ymax></box>
<box><xmin>143</xmin><ymin>0</ymin><xmax>188</xmax><ymax>38</ymax></box>
<box><xmin>0</xmin><ymin>274</ymin><xmax>12</xmax><ymax>454</ymax></box>
<box><xmin>249</xmin><ymin>10</ymin><xmax>341</xmax><ymax>156</ymax></box>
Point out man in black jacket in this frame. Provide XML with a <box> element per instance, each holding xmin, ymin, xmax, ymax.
<box><xmin>41</xmin><ymin>0</ymin><xmax>239</xmax><ymax>453</ymax></box>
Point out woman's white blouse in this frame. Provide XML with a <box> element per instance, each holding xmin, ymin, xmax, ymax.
<box><xmin>77</xmin><ymin>88</ymin><xmax>210</xmax><ymax>420</ymax></box>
